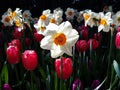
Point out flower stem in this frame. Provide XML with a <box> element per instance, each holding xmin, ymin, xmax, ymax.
<box><xmin>15</xmin><ymin>65</ymin><xmax>21</xmax><ymax>90</ymax></box>
<box><xmin>60</xmin><ymin>56</ymin><xmax>63</xmax><ymax>90</ymax></box>
<box><xmin>105</xmin><ymin>30</ymin><xmax>113</xmax><ymax>89</ymax></box>
<box><xmin>30</xmin><ymin>71</ymin><xmax>33</xmax><ymax>90</ymax></box>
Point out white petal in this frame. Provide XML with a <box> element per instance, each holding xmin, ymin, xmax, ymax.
<box><xmin>40</xmin><ymin>36</ymin><xmax>53</xmax><ymax>50</ymax></box>
<box><xmin>61</xmin><ymin>43</ymin><xmax>72</xmax><ymax>56</ymax></box>
<box><xmin>58</xmin><ymin>21</ymin><xmax>72</xmax><ymax>35</ymax></box>
<box><xmin>103</xmin><ymin>26</ymin><xmax>110</xmax><ymax>32</ymax></box>
<box><xmin>50</xmin><ymin>47</ymin><xmax>64</xmax><ymax>58</ymax></box>
<box><xmin>98</xmin><ymin>25</ymin><xmax>104</xmax><ymax>32</ymax></box>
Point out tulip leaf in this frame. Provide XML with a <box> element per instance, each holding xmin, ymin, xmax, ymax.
<box><xmin>113</xmin><ymin>60</ymin><xmax>120</xmax><ymax>78</ymax></box>
<box><xmin>1</xmin><ymin>62</ymin><xmax>9</xmax><ymax>83</ymax></box>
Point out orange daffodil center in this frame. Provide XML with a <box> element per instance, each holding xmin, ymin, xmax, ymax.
<box><xmin>12</xmin><ymin>11</ymin><xmax>17</xmax><ymax>17</ymax></box>
<box><xmin>4</xmin><ymin>16</ymin><xmax>10</xmax><ymax>22</ymax></box>
<box><xmin>54</xmin><ymin>33</ymin><xmax>66</xmax><ymax>46</ymax></box>
<box><xmin>100</xmin><ymin>19</ymin><xmax>107</xmax><ymax>26</ymax></box>
<box><xmin>117</xmin><ymin>17</ymin><xmax>120</xmax><ymax>22</ymax></box>
<box><xmin>50</xmin><ymin>18</ymin><xmax>56</xmax><ymax>23</ymax></box>
<box><xmin>40</xmin><ymin>14</ymin><xmax>47</xmax><ymax>21</ymax></box>
<box><xmin>84</xmin><ymin>13</ymin><xmax>90</xmax><ymax>21</ymax></box>
<box><xmin>68</xmin><ymin>11</ymin><xmax>73</xmax><ymax>16</ymax></box>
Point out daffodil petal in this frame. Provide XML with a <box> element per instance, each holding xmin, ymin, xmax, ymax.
<box><xmin>58</xmin><ymin>21</ymin><xmax>72</xmax><ymax>35</ymax></box>
<box><xmin>98</xmin><ymin>25</ymin><xmax>104</xmax><ymax>32</ymax></box>
<box><xmin>51</xmin><ymin>47</ymin><xmax>64</xmax><ymax>58</ymax></box>
<box><xmin>40</xmin><ymin>36</ymin><xmax>53</xmax><ymax>50</ymax></box>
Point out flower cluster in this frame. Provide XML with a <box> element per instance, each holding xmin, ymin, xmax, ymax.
<box><xmin>0</xmin><ymin>7</ymin><xmax>120</xmax><ymax>90</ymax></box>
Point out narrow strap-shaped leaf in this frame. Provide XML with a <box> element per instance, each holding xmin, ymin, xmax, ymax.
<box><xmin>1</xmin><ymin>62</ymin><xmax>8</xmax><ymax>83</ymax></box>
<box><xmin>113</xmin><ymin>60</ymin><xmax>120</xmax><ymax>78</ymax></box>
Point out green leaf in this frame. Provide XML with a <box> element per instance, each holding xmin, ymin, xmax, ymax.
<box><xmin>113</xmin><ymin>60</ymin><xmax>120</xmax><ymax>78</ymax></box>
<box><xmin>1</xmin><ymin>62</ymin><xmax>9</xmax><ymax>83</ymax></box>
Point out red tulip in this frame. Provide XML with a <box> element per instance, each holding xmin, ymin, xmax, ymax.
<box><xmin>22</xmin><ymin>50</ymin><xmax>38</xmax><ymax>70</ymax></box>
<box><xmin>6</xmin><ymin>45</ymin><xmax>20</xmax><ymax>64</ymax></box>
<box><xmin>91</xmin><ymin>80</ymin><xmax>100</xmax><ymax>90</ymax></box>
<box><xmin>25</xmin><ymin>38</ymin><xmax>32</xmax><ymax>46</ymax></box>
<box><xmin>54</xmin><ymin>57</ymin><xmax>73</xmax><ymax>80</ymax></box>
<box><xmin>87</xmin><ymin>39</ymin><xmax>99</xmax><ymax>50</ymax></box>
<box><xmin>76</xmin><ymin>40</ymin><xmax>87</xmax><ymax>53</ymax></box>
<box><xmin>34</xmin><ymin>33</ymin><xmax>44</xmax><ymax>43</ymax></box>
<box><xmin>117</xmin><ymin>26</ymin><xmax>120</xmax><ymax>32</ymax></box>
<box><xmin>94</xmin><ymin>32</ymin><xmax>101</xmax><ymax>41</ymax></box>
<box><xmin>8</xmin><ymin>39</ymin><xmax>21</xmax><ymax>50</ymax></box>
<box><xmin>13</xmin><ymin>27</ymin><xmax>24</xmax><ymax>39</ymax></box>
<box><xmin>3</xmin><ymin>84</ymin><xmax>12</xmax><ymax>90</ymax></box>
<box><xmin>115</xmin><ymin>32</ymin><xmax>120</xmax><ymax>49</ymax></box>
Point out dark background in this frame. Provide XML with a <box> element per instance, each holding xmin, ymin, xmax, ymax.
<box><xmin>0</xmin><ymin>0</ymin><xmax>120</xmax><ymax>17</ymax></box>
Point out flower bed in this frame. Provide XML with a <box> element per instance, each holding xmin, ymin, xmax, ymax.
<box><xmin>0</xmin><ymin>7</ymin><xmax>120</xmax><ymax>90</ymax></box>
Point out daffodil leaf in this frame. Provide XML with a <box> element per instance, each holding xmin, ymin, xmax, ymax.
<box><xmin>113</xmin><ymin>60</ymin><xmax>120</xmax><ymax>78</ymax></box>
<box><xmin>1</xmin><ymin>62</ymin><xmax>8</xmax><ymax>83</ymax></box>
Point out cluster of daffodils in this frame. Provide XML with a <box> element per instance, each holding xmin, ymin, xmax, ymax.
<box><xmin>1</xmin><ymin>8</ymin><xmax>33</xmax><ymax>31</ymax></box>
<box><xmin>64</xmin><ymin>8</ymin><xmax>120</xmax><ymax>32</ymax></box>
<box><xmin>34</xmin><ymin>8</ymin><xmax>63</xmax><ymax>35</ymax></box>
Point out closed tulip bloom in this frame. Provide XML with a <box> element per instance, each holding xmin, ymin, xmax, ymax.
<box><xmin>9</xmin><ymin>39</ymin><xmax>21</xmax><ymax>50</ymax></box>
<box><xmin>72</xmin><ymin>79</ymin><xmax>83</xmax><ymax>90</ymax></box>
<box><xmin>3</xmin><ymin>84</ymin><xmax>12</xmax><ymax>90</ymax></box>
<box><xmin>22</xmin><ymin>50</ymin><xmax>38</xmax><ymax>70</ymax></box>
<box><xmin>34</xmin><ymin>33</ymin><xmax>44</xmax><ymax>43</ymax></box>
<box><xmin>87</xmin><ymin>39</ymin><xmax>99</xmax><ymax>50</ymax></box>
<box><xmin>6</xmin><ymin>45</ymin><xmax>20</xmax><ymax>64</ymax></box>
<box><xmin>115</xmin><ymin>32</ymin><xmax>120</xmax><ymax>49</ymax></box>
<box><xmin>54</xmin><ymin>57</ymin><xmax>73</xmax><ymax>80</ymax></box>
<box><xmin>76</xmin><ymin>40</ymin><xmax>87</xmax><ymax>53</ymax></box>
<box><xmin>91</xmin><ymin>80</ymin><xmax>100</xmax><ymax>90</ymax></box>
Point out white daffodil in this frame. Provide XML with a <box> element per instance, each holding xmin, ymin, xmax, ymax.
<box><xmin>77</xmin><ymin>11</ymin><xmax>84</xmax><ymax>23</ymax></box>
<box><xmin>40</xmin><ymin>21</ymin><xmax>79</xmax><ymax>58</ymax></box>
<box><xmin>1</xmin><ymin>14</ymin><xmax>13</xmax><ymax>26</ymax></box>
<box><xmin>34</xmin><ymin>9</ymin><xmax>52</xmax><ymax>35</ymax></box>
<box><xmin>98</xmin><ymin>12</ymin><xmax>113</xmax><ymax>32</ymax></box>
<box><xmin>83</xmin><ymin>10</ymin><xmax>93</xmax><ymax>26</ymax></box>
<box><xmin>11</xmin><ymin>8</ymin><xmax>22</xmax><ymax>22</ymax></box>
<box><xmin>23</xmin><ymin>10</ymin><xmax>33</xmax><ymax>23</ymax></box>
<box><xmin>65</xmin><ymin>8</ymin><xmax>75</xmax><ymax>20</ymax></box>
<box><xmin>112</xmin><ymin>11</ymin><xmax>120</xmax><ymax>27</ymax></box>
<box><xmin>87</xmin><ymin>12</ymin><xmax>100</xmax><ymax>27</ymax></box>
<box><xmin>50</xmin><ymin>8</ymin><xmax>63</xmax><ymax>25</ymax></box>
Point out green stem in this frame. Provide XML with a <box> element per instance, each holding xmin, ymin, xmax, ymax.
<box><xmin>105</xmin><ymin>30</ymin><xmax>113</xmax><ymax>89</ymax></box>
<box><xmin>60</xmin><ymin>56</ymin><xmax>63</xmax><ymax>90</ymax></box>
<box><xmin>15</xmin><ymin>65</ymin><xmax>21</xmax><ymax>90</ymax></box>
<box><xmin>30</xmin><ymin>71</ymin><xmax>33</xmax><ymax>90</ymax></box>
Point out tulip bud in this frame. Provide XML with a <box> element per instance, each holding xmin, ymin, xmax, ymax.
<box><xmin>34</xmin><ymin>33</ymin><xmax>44</xmax><ymax>43</ymax></box>
<box><xmin>117</xmin><ymin>26</ymin><xmax>120</xmax><ymax>32</ymax></box>
<box><xmin>3</xmin><ymin>84</ymin><xmax>12</xmax><ymax>90</ymax></box>
<box><xmin>13</xmin><ymin>27</ymin><xmax>24</xmax><ymax>39</ymax></box>
<box><xmin>54</xmin><ymin>57</ymin><xmax>73</xmax><ymax>80</ymax></box>
<box><xmin>25</xmin><ymin>38</ymin><xmax>32</xmax><ymax>46</ymax></box>
<box><xmin>8</xmin><ymin>39</ymin><xmax>21</xmax><ymax>50</ymax></box>
<box><xmin>115</xmin><ymin>32</ymin><xmax>120</xmax><ymax>49</ymax></box>
<box><xmin>94</xmin><ymin>33</ymin><xmax>101</xmax><ymax>41</ymax></box>
<box><xmin>6</xmin><ymin>45</ymin><xmax>20</xmax><ymax>64</ymax></box>
<box><xmin>76</xmin><ymin>40</ymin><xmax>87</xmax><ymax>53</ymax></box>
<box><xmin>22</xmin><ymin>50</ymin><xmax>38</xmax><ymax>70</ymax></box>
<box><xmin>91</xmin><ymin>80</ymin><xmax>100</xmax><ymax>90</ymax></box>
<box><xmin>87</xmin><ymin>39</ymin><xmax>99</xmax><ymax>50</ymax></box>
<box><xmin>72</xmin><ymin>79</ymin><xmax>83</xmax><ymax>90</ymax></box>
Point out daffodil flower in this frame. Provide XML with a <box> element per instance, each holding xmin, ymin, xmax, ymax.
<box><xmin>98</xmin><ymin>12</ymin><xmax>113</xmax><ymax>32</ymax></box>
<box><xmin>65</xmin><ymin>8</ymin><xmax>75</xmax><ymax>20</ymax></box>
<box><xmin>34</xmin><ymin>9</ymin><xmax>52</xmax><ymax>35</ymax></box>
<box><xmin>112</xmin><ymin>11</ymin><xmax>120</xmax><ymax>27</ymax></box>
<box><xmin>40</xmin><ymin>21</ymin><xmax>79</xmax><ymax>58</ymax></box>
<box><xmin>83</xmin><ymin>10</ymin><xmax>93</xmax><ymax>26</ymax></box>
